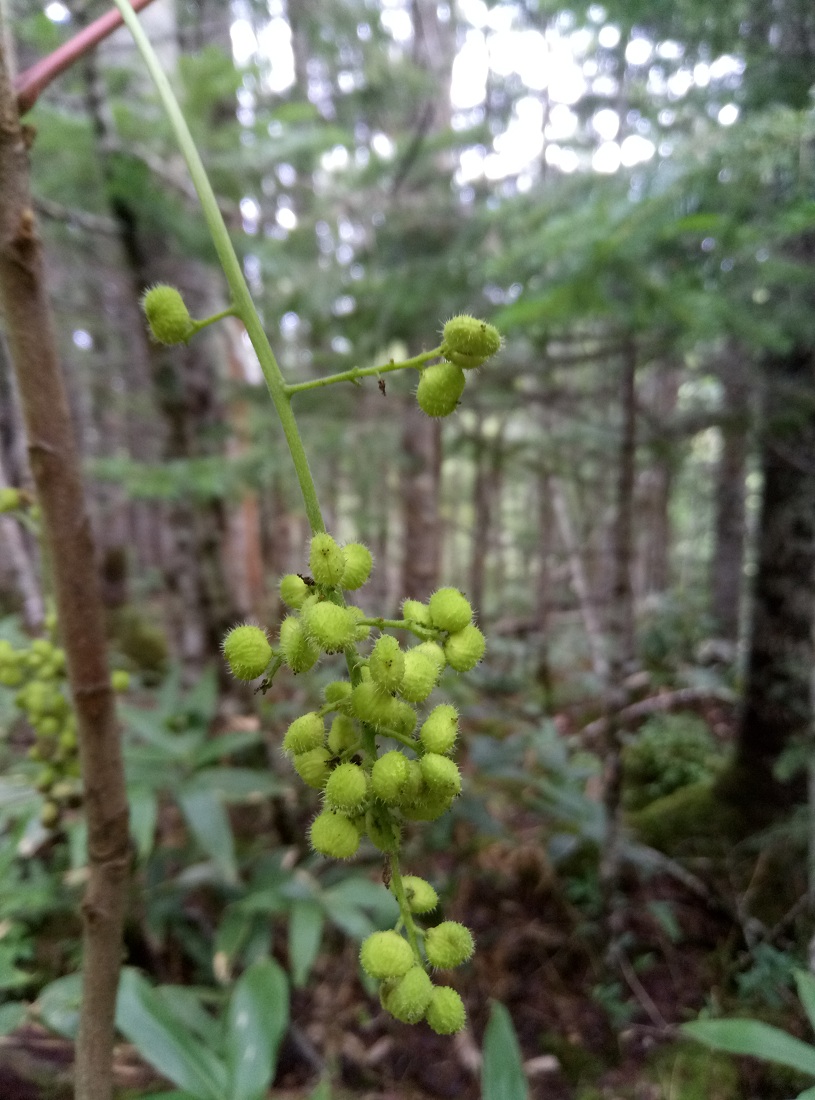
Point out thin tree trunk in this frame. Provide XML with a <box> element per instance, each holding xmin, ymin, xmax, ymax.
<box><xmin>0</xmin><ymin>41</ymin><xmax>129</xmax><ymax>1100</ymax></box>
<box><xmin>400</xmin><ymin>399</ymin><xmax>442</xmax><ymax>601</ymax></box>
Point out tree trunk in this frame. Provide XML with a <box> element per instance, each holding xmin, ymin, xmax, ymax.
<box><xmin>400</xmin><ymin>399</ymin><xmax>442</xmax><ymax>601</ymax></box>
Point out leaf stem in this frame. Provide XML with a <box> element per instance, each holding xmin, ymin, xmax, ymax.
<box><xmin>285</xmin><ymin>348</ymin><xmax>442</xmax><ymax>396</ymax></box>
<box><xmin>110</xmin><ymin>0</ymin><xmax>325</xmax><ymax>533</ymax></box>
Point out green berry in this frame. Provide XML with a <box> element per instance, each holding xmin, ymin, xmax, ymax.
<box><xmin>282</xmin><ymin>712</ymin><xmax>325</xmax><ymax>755</ymax></box>
<box><xmin>279</xmin><ymin>616</ymin><xmax>319</xmax><ymax>673</ymax></box>
<box><xmin>369</xmin><ymin>635</ymin><xmax>405</xmax><ymax>692</ymax></box>
<box><xmin>280</xmin><ymin>573</ymin><xmax>310</xmax><ymax>609</ymax></box>
<box><xmin>360</xmin><ymin>930</ymin><xmax>414</xmax><ymax>980</ymax></box>
<box><xmin>420</xmin><ymin>705</ymin><xmax>458</xmax><ymax>755</ymax></box>
<box><xmin>416</xmin><ymin>362</ymin><xmax>465</xmax><ymax>418</ymax></box>
<box><xmin>398</xmin><ymin>649</ymin><xmax>440</xmax><ymax>703</ymax></box>
<box><xmin>293</xmin><ymin>747</ymin><xmax>332</xmax><ymax>789</ymax></box>
<box><xmin>371</xmin><ymin>750</ymin><xmax>410</xmax><ymax>804</ymax></box>
<box><xmin>309</xmin><ymin>533</ymin><xmax>346</xmax><ymax>587</ymax></box>
<box><xmin>428</xmin><ymin>588</ymin><xmax>472</xmax><ymax>633</ymax></box>
<box><xmin>302</xmin><ymin>601</ymin><xmax>357</xmax><ymax>653</ymax></box>
<box><xmin>324</xmin><ymin>680</ymin><xmax>352</xmax><ymax>706</ymax></box>
<box><xmin>399</xmin><ymin>759</ymin><xmax>424</xmax><ymax>806</ymax></box>
<box><xmin>142</xmin><ymin>284</ymin><xmax>195</xmax><ymax>345</ymax></box>
<box><xmin>401</xmin><ymin>789</ymin><xmax>456</xmax><ymax>821</ymax></box>
<box><xmin>401</xmin><ymin>598</ymin><xmax>431</xmax><ymax>626</ymax></box>
<box><xmin>340</xmin><ymin>543</ymin><xmax>373</xmax><ymax>590</ymax></box>
<box><xmin>424</xmin><ymin>922</ymin><xmax>474</xmax><ymax>969</ymax></box>
<box><xmin>222</xmin><ymin>625</ymin><xmax>272</xmax><ymax>681</ymax></box>
<box><xmin>327</xmin><ymin>714</ymin><xmax>357</xmax><ymax>754</ymax></box>
<box><xmin>444</xmin><ymin>625</ymin><xmax>486</xmax><ymax>672</ymax></box>
<box><xmin>420</xmin><ymin>753</ymin><xmax>461</xmax><ymax>798</ymax></box>
<box><xmin>394</xmin><ymin>875</ymin><xmax>439</xmax><ymax>914</ymax></box>
<box><xmin>351</xmin><ymin>681</ymin><xmax>396</xmax><ymax>727</ymax></box>
<box><xmin>310</xmin><ymin>810</ymin><xmax>360</xmax><ymax>859</ymax></box>
<box><xmin>425</xmin><ymin>986</ymin><xmax>466</xmax><ymax>1034</ymax></box>
<box><xmin>365</xmin><ymin>807</ymin><xmax>401</xmax><ymax>852</ymax></box>
<box><xmin>441</xmin><ymin>314</ymin><xmax>501</xmax><ymax>368</ymax></box>
<box><xmin>381</xmin><ymin>966</ymin><xmax>433</xmax><ymax>1024</ymax></box>
<box><xmin>324</xmin><ymin>762</ymin><xmax>368</xmax><ymax>813</ymax></box>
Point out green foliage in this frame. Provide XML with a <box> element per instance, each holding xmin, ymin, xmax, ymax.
<box><xmin>622</xmin><ymin>712</ymin><xmax>723</xmax><ymax>811</ymax></box>
<box><xmin>482</xmin><ymin>1000</ymin><xmax>529</xmax><ymax>1100</ymax></box>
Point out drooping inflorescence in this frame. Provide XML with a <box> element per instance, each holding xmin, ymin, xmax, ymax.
<box><xmin>221</xmin><ymin>531</ymin><xmax>481</xmax><ymax>1032</ymax></box>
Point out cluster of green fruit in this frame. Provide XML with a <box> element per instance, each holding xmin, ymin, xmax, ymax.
<box><xmin>0</xmin><ymin>628</ymin><xmax>130</xmax><ymax>828</ymax></box>
<box><xmin>221</xmin><ymin>532</ymin><xmax>482</xmax><ymax>1031</ymax></box>
<box><xmin>416</xmin><ymin>315</ymin><xmax>502</xmax><ymax>418</ymax></box>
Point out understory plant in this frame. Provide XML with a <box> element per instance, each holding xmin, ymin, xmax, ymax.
<box><xmin>112</xmin><ymin>0</ymin><xmax>501</xmax><ymax>1038</ymax></box>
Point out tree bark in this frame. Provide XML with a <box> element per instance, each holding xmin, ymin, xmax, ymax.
<box><xmin>0</xmin><ymin>40</ymin><xmax>129</xmax><ymax>1100</ymax></box>
<box><xmin>400</xmin><ymin>399</ymin><xmax>442</xmax><ymax>601</ymax></box>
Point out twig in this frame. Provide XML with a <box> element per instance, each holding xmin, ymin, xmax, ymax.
<box><xmin>580</xmin><ymin>686</ymin><xmax>737</xmax><ymax>743</ymax></box>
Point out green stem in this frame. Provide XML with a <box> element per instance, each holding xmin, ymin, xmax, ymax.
<box><xmin>110</xmin><ymin>0</ymin><xmax>325</xmax><ymax>533</ymax></box>
<box><xmin>359</xmin><ymin>617</ymin><xmax>437</xmax><ymax>641</ymax></box>
<box><xmin>388</xmin><ymin>852</ymin><xmax>421</xmax><ymax>961</ymax></box>
<box><xmin>285</xmin><ymin>348</ymin><xmax>442</xmax><ymax>396</ymax></box>
<box><xmin>189</xmin><ymin>304</ymin><xmax>238</xmax><ymax>336</ymax></box>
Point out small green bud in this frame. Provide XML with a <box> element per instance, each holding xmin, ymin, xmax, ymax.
<box><xmin>369</xmin><ymin>635</ymin><xmax>405</xmax><ymax>693</ymax></box>
<box><xmin>280</xmin><ymin>573</ymin><xmax>310</xmax><ymax>609</ymax></box>
<box><xmin>282</xmin><ymin>712</ymin><xmax>325</xmax><ymax>755</ymax></box>
<box><xmin>279</xmin><ymin>616</ymin><xmax>319</xmax><ymax>673</ymax></box>
<box><xmin>222</xmin><ymin>624</ymin><xmax>272</xmax><ymax>681</ymax></box>
<box><xmin>413</xmin><ymin>641</ymin><xmax>447</xmax><ymax>672</ymax></box>
<box><xmin>324</xmin><ymin>762</ymin><xmax>368</xmax><ymax>813</ymax></box>
<box><xmin>441</xmin><ymin>314</ymin><xmax>501</xmax><ymax>369</ymax></box>
<box><xmin>340</xmin><ymin>543</ymin><xmax>373</xmax><ymax>590</ymax></box>
<box><xmin>324</xmin><ymin>680</ymin><xmax>352</xmax><ymax>706</ymax></box>
<box><xmin>371</xmin><ymin>750</ymin><xmax>410</xmax><ymax>804</ymax></box>
<box><xmin>420</xmin><ymin>705</ymin><xmax>458</xmax><ymax>755</ymax></box>
<box><xmin>394</xmin><ymin>875</ymin><xmax>439</xmax><ymax>914</ymax></box>
<box><xmin>416</xmin><ymin>362</ymin><xmax>466</xmax><ymax>418</ymax></box>
<box><xmin>389</xmin><ymin>698</ymin><xmax>418</xmax><ymax>738</ymax></box>
<box><xmin>327</xmin><ymin>713</ymin><xmax>357</xmax><ymax>754</ymax></box>
<box><xmin>381</xmin><ymin>966</ymin><xmax>433</xmax><ymax>1024</ymax></box>
<box><xmin>142</xmin><ymin>284</ymin><xmax>195</xmax><ymax>345</ymax></box>
<box><xmin>292</xmin><ymin>747</ymin><xmax>332</xmax><ymax>789</ymax></box>
<box><xmin>360</xmin><ymin>930</ymin><xmax>414</xmax><ymax>980</ymax></box>
<box><xmin>401</xmin><ymin>598</ymin><xmax>432</xmax><ymax>626</ymax></box>
<box><xmin>428</xmin><ymin>588</ymin><xmax>472</xmax><ymax>633</ymax></box>
<box><xmin>424</xmin><ymin>921</ymin><xmax>474</xmax><ymax>969</ymax></box>
<box><xmin>398</xmin><ymin>649</ymin><xmax>440</xmax><ymax>703</ymax></box>
<box><xmin>302</xmin><ymin>601</ymin><xmax>357</xmax><ymax>653</ymax></box>
<box><xmin>310</xmin><ymin>810</ymin><xmax>360</xmax><ymax>859</ymax></box>
<box><xmin>0</xmin><ymin>487</ymin><xmax>22</xmax><ymax>513</ymax></box>
<box><xmin>309</xmin><ymin>533</ymin><xmax>346</xmax><ymax>587</ymax></box>
<box><xmin>420</xmin><ymin>753</ymin><xmax>461</xmax><ymax>798</ymax></box>
<box><xmin>425</xmin><ymin>986</ymin><xmax>467</xmax><ymax>1034</ymax></box>
<box><xmin>444</xmin><ymin>625</ymin><xmax>486</xmax><ymax>672</ymax></box>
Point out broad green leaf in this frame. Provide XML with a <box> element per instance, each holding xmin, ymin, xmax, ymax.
<box><xmin>796</xmin><ymin>971</ymin><xmax>815</xmax><ymax>1035</ymax></box>
<box><xmin>482</xmin><ymin>1001</ymin><xmax>529</xmax><ymax>1100</ymax></box>
<box><xmin>153</xmin><ymin>986</ymin><xmax>223</xmax><ymax>1049</ymax></box>
<box><xmin>289</xmin><ymin>900</ymin><xmax>325</xmax><ymax>988</ymax></box>
<box><xmin>38</xmin><ymin>972</ymin><xmax>83</xmax><ymax>1039</ymax></box>
<box><xmin>128</xmin><ymin>786</ymin><xmax>159</xmax><ymax>860</ymax></box>
<box><xmin>682</xmin><ymin>1019</ymin><xmax>815</xmax><ymax>1077</ymax></box>
<box><xmin>116</xmin><ymin>969</ymin><xmax>226</xmax><ymax>1100</ymax></box>
<box><xmin>0</xmin><ymin>1002</ymin><xmax>26</xmax><ymax>1036</ymax></box>
<box><xmin>191</xmin><ymin>731</ymin><xmax>263</xmax><ymax>767</ymax></box>
<box><xmin>325</xmin><ymin>901</ymin><xmax>376</xmax><ymax>942</ymax></box>
<box><xmin>225</xmin><ymin>958</ymin><xmax>289</xmax><ymax>1100</ymax></box>
<box><xmin>235</xmin><ymin>888</ymin><xmax>289</xmax><ymax>915</ymax></box>
<box><xmin>183</xmin><ymin>767</ymin><xmax>283</xmax><ymax>802</ymax></box>
<box><xmin>323</xmin><ymin>877</ymin><xmax>393</xmax><ymax>910</ymax></box>
<box><xmin>178</xmin><ymin>785</ymin><xmax>237</xmax><ymax>883</ymax></box>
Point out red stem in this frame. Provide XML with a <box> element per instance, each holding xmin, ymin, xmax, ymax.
<box><xmin>14</xmin><ymin>0</ymin><xmax>158</xmax><ymax>115</ymax></box>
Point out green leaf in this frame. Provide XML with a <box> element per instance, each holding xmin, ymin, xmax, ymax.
<box><xmin>797</xmin><ymin>1089</ymin><xmax>815</xmax><ymax>1100</ymax></box>
<box><xmin>324</xmin><ymin>900</ymin><xmax>376</xmax><ymax>942</ymax></box>
<box><xmin>288</xmin><ymin>900</ymin><xmax>325</xmax><ymax>988</ymax></box>
<box><xmin>116</xmin><ymin>969</ymin><xmax>227</xmax><ymax>1100</ymax></box>
<box><xmin>178</xmin><ymin>785</ymin><xmax>237</xmax><ymax>883</ymax></box>
<box><xmin>482</xmin><ymin>1001</ymin><xmax>529</xmax><ymax>1100</ymax></box>
<box><xmin>153</xmin><ymin>986</ymin><xmax>223</xmax><ymax>1050</ymax></box>
<box><xmin>128</xmin><ymin>786</ymin><xmax>159</xmax><ymax>860</ymax></box>
<box><xmin>225</xmin><ymin>958</ymin><xmax>289</xmax><ymax>1100</ymax></box>
<box><xmin>796</xmin><ymin>971</ymin><xmax>815</xmax><ymax>1036</ymax></box>
<box><xmin>0</xmin><ymin>1002</ymin><xmax>26</xmax><ymax>1036</ymax></box>
<box><xmin>37</xmin><ymin>972</ymin><xmax>83</xmax><ymax>1039</ymax></box>
<box><xmin>183</xmin><ymin>767</ymin><xmax>283</xmax><ymax>802</ymax></box>
<box><xmin>682</xmin><ymin>1019</ymin><xmax>815</xmax><ymax>1077</ymax></box>
<box><xmin>191</xmin><ymin>731</ymin><xmax>263</xmax><ymax>767</ymax></box>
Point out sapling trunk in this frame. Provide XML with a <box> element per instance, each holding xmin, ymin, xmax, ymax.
<box><xmin>0</xmin><ymin>40</ymin><xmax>130</xmax><ymax>1100</ymax></box>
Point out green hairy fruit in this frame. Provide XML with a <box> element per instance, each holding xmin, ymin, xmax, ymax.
<box><xmin>371</xmin><ymin>750</ymin><xmax>410</xmax><ymax>804</ymax></box>
<box><xmin>327</xmin><ymin>714</ymin><xmax>357</xmax><ymax>754</ymax></box>
<box><xmin>428</xmin><ymin>587</ymin><xmax>473</xmax><ymax>633</ymax></box>
<box><xmin>424</xmin><ymin>921</ymin><xmax>474</xmax><ymax>969</ymax></box>
<box><xmin>324</xmin><ymin>762</ymin><xmax>369</xmax><ymax>813</ymax></box>
<box><xmin>283</xmin><ymin>712</ymin><xmax>325</xmax><ymax>755</ymax></box>
<box><xmin>365</xmin><ymin>808</ymin><xmax>401</xmax><ymax>852</ymax></box>
<box><xmin>398</xmin><ymin>649</ymin><xmax>440</xmax><ymax>703</ymax></box>
<box><xmin>222</xmin><ymin>624</ymin><xmax>272</xmax><ymax>681</ymax></box>
<box><xmin>420</xmin><ymin>705</ymin><xmax>459</xmax><ymax>755</ymax></box>
<box><xmin>369</xmin><ymin>634</ymin><xmax>406</xmax><ymax>692</ymax></box>
<box><xmin>441</xmin><ymin>314</ymin><xmax>501</xmax><ymax>369</ymax></box>
<box><xmin>310</xmin><ymin>810</ymin><xmax>360</xmax><ymax>859</ymax></box>
<box><xmin>420</xmin><ymin>753</ymin><xmax>461</xmax><ymax>798</ymax></box>
<box><xmin>381</xmin><ymin>966</ymin><xmax>434</xmax><ymax>1024</ymax></box>
<box><xmin>279</xmin><ymin>573</ymin><xmax>310</xmax><ymax>608</ymax></box>
<box><xmin>302</xmin><ymin>601</ymin><xmax>357</xmax><ymax>653</ymax></box>
<box><xmin>401</xmin><ymin>598</ymin><xmax>432</xmax><ymax>626</ymax></box>
<box><xmin>309</xmin><ymin>532</ymin><xmax>346</xmax><ymax>587</ymax></box>
<box><xmin>340</xmin><ymin>542</ymin><xmax>373</xmax><ymax>590</ymax></box>
<box><xmin>293</xmin><ymin>747</ymin><xmax>332</xmax><ymax>789</ymax></box>
<box><xmin>444</xmin><ymin>624</ymin><xmax>486</xmax><ymax>672</ymax></box>
<box><xmin>416</xmin><ymin>362</ymin><xmax>466</xmax><ymax>418</ymax></box>
<box><xmin>279</xmin><ymin>615</ymin><xmax>319</xmax><ymax>673</ymax></box>
<box><xmin>395</xmin><ymin>875</ymin><xmax>439</xmax><ymax>914</ymax></box>
<box><xmin>323</xmin><ymin>680</ymin><xmax>352</xmax><ymax>706</ymax></box>
<box><xmin>141</xmin><ymin>284</ymin><xmax>195</xmax><ymax>345</ymax></box>
<box><xmin>425</xmin><ymin>986</ymin><xmax>467</xmax><ymax>1034</ymax></box>
<box><xmin>360</xmin><ymin>930</ymin><xmax>414</xmax><ymax>980</ymax></box>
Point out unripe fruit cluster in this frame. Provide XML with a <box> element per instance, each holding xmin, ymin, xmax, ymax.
<box><xmin>416</xmin><ymin>315</ymin><xmax>502</xmax><ymax>418</ymax></box>
<box><xmin>220</xmin><ymin>536</ymin><xmax>484</xmax><ymax>1032</ymax></box>
<box><xmin>0</xmin><ymin>633</ymin><xmax>131</xmax><ymax>827</ymax></box>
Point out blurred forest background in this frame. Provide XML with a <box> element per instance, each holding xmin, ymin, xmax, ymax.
<box><xmin>1</xmin><ymin>0</ymin><xmax>815</xmax><ymax>1096</ymax></box>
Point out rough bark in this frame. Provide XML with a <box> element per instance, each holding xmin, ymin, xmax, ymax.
<box><xmin>0</xmin><ymin>41</ymin><xmax>129</xmax><ymax>1100</ymax></box>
